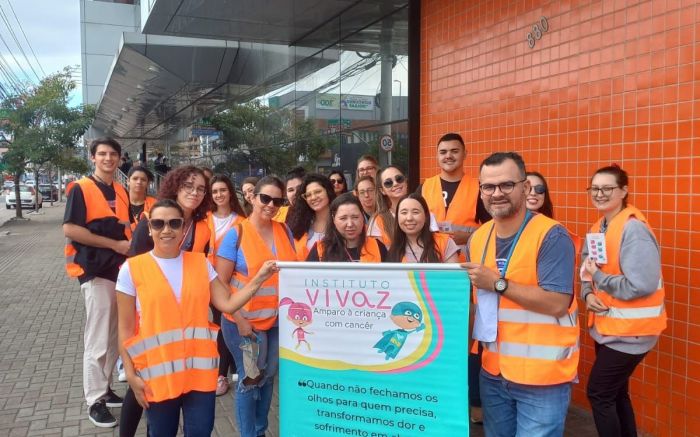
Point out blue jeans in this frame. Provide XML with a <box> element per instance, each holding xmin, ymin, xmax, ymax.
<box><xmin>145</xmin><ymin>390</ymin><xmax>215</xmax><ymax>437</ymax></box>
<box><xmin>480</xmin><ymin>370</ymin><xmax>570</xmax><ymax>437</ymax></box>
<box><xmin>221</xmin><ymin>317</ymin><xmax>279</xmax><ymax>437</ymax></box>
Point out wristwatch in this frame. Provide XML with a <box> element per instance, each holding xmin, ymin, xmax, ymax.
<box><xmin>494</xmin><ymin>278</ymin><xmax>508</xmax><ymax>294</ymax></box>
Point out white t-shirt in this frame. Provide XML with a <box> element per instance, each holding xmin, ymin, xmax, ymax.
<box><xmin>212</xmin><ymin>213</ymin><xmax>237</xmax><ymax>240</ymax></box>
<box><xmin>404</xmin><ymin>237</ymin><xmax>460</xmax><ymax>262</ymax></box>
<box><xmin>116</xmin><ymin>251</ymin><xmax>218</xmax><ymax>317</ymax></box>
<box><xmin>306</xmin><ymin>229</ymin><xmax>324</xmax><ymax>249</ymax></box>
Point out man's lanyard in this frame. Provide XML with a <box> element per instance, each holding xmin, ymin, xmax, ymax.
<box><xmin>479</xmin><ymin>210</ymin><xmax>531</xmax><ymax>279</ymax></box>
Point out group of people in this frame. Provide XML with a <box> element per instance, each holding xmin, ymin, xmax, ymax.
<box><xmin>63</xmin><ymin>134</ymin><xmax>665</xmax><ymax>437</ymax></box>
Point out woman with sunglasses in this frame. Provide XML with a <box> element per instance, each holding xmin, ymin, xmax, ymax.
<box><xmin>127</xmin><ymin>166</ymin><xmax>156</xmax><ymax>231</ymax></box>
<box><xmin>120</xmin><ymin>166</ymin><xmax>212</xmax><ymax>437</ymax></box>
<box><xmin>328</xmin><ymin>170</ymin><xmax>348</xmax><ymax>195</ymax></box>
<box><xmin>307</xmin><ymin>193</ymin><xmax>387</xmax><ymax>262</ymax></box>
<box><xmin>581</xmin><ymin>165</ymin><xmax>666</xmax><ymax>437</ymax></box>
<box><xmin>353</xmin><ymin>175</ymin><xmax>377</xmax><ymax>221</ymax></box>
<box><xmin>207</xmin><ymin>174</ymin><xmax>247</xmax><ymax>397</ymax></box>
<box><xmin>215</xmin><ymin>176</ymin><xmax>297</xmax><ymax>437</ymax></box>
<box><xmin>286</xmin><ymin>174</ymin><xmax>336</xmax><ymax>260</ymax></box>
<box><xmin>388</xmin><ymin>193</ymin><xmax>460</xmax><ymax>263</ymax></box>
<box><xmin>525</xmin><ymin>171</ymin><xmax>554</xmax><ymax>218</ymax></box>
<box><xmin>116</xmin><ymin>199</ymin><xmax>278</xmax><ymax>437</ymax></box>
<box><xmin>367</xmin><ymin>166</ymin><xmax>407</xmax><ymax>246</ymax></box>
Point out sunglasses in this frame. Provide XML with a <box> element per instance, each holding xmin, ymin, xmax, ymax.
<box><xmin>330</xmin><ymin>178</ymin><xmax>345</xmax><ymax>185</ymax></box>
<box><xmin>382</xmin><ymin>174</ymin><xmax>406</xmax><ymax>189</ymax></box>
<box><xmin>530</xmin><ymin>184</ymin><xmax>546</xmax><ymax>195</ymax></box>
<box><xmin>149</xmin><ymin>218</ymin><xmax>184</xmax><ymax>231</ymax></box>
<box><xmin>257</xmin><ymin>193</ymin><xmax>285</xmax><ymax>207</ymax></box>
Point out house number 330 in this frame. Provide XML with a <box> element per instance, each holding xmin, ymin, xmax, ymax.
<box><xmin>527</xmin><ymin>16</ymin><xmax>549</xmax><ymax>48</ymax></box>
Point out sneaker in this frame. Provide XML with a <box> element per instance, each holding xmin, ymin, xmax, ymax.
<box><xmin>230</xmin><ymin>373</ymin><xmax>239</xmax><ymax>383</ymax></box>
<box><xmin>117</xmin><ymin>359</ymin><xmax>126</xmax><ymax>382</ymax></box>
<box><xmin>104</xmin><ymin>388</ymin><xmax>123</xmax><ymax>408</ymax></box>
<box><xmin>216</xmin><ymin>376</ymin><xmax>230</xmax><ymax>396</ymax></box>
<box><xmin>88</xmin><ymin>400</ymin><xmax>117</xmax><ymax>428</ymax></box>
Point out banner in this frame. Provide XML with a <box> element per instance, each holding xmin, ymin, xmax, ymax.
<box><xmin>278</xmin><ymin>262</ymin><xmax>470</xmax><ymax>437</ymax></box>
<box><xmin>316</xmin><ymin>93</ymin><xmax>375</xmax><ymax>111</ymax></box>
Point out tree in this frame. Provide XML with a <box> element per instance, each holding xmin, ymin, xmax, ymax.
<box><xmin>211</xmin><ymin>101</ymin><xmax>333</xmax><ymax>177</ymax></box>
<box><xmin>1</xmin><ymin>68</ymin><xmax>94</xmax><ymax>218</ymax></box>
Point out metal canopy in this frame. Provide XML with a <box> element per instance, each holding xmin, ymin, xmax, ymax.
<box><xmin>93</xmin><ymin>33</ymin><xmax>338</xmax><ymax>140</ymax></box>
<box><xmin>141</xmin><ymin>0</ymin><xmax>408</xmax><ymax>50</ymax></box>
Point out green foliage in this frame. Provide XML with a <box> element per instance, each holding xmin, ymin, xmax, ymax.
<box><xmin>211</xmin><ymin>101</ymin><xmax>333</xmax><ymax>177</ymax></box>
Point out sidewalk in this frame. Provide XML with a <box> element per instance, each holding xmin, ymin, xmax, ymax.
<box><xmin>0</xmin><ymin>202</ymin><xmax>596</xmax><ymax>436</ymax></box>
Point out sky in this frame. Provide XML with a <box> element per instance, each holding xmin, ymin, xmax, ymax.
<box><xmin>0</xmin><ymin>0</ymin><xmax>81</xmax><ymax>102</ymax></box>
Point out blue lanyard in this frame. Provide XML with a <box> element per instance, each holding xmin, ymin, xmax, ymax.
<box><xmin>479</xmin><ymin>210</ymin><xmax>531</xmax><ymax>279</ymax></box>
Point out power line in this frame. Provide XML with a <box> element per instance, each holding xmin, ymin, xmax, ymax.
<box><xmin>6</xmin><ymin>0</ymin><xmax>45</xmax><ymax>76</ymax></box>
<box><xmin>0</xmin><ymin>50</ymin><xmax>24</xmax><ymax>94</ymax></box>
<box><xmin>0</xmin><ymin>3</ymin><xmax>40</xmax><ymax>82</ymax></box>
<box><xmin>0</xmin><ymin>29</ymin><xmax>32</xmax><ymax>84</ymax></box>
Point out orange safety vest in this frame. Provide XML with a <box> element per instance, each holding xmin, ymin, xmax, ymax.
<box><xmin>224</xmin><ymin>219</ymin><xmax>297</xmax><ymax>330</ymax></box>
<box><xmin>273</xmin><ymin>205</ymin><xmax>289</xmax><ymax>223</ymax></box>
<box><xmin>422</xmin><ymin>175</ymin><xmax>479</xmax><ymax>233</ymax></box>
<box><xmin>367</xmin><ymin>214</ymin><xmax>392</xmax><ymax>247</ymax></box>
<box><xmin>587</xmin><ymin>206</ymin><xmax>667</xmax><ymax>336</ymax></box>
<box><xmin>64</xmin><ymin>177</ymin><xmax>131</xmax><ymax>278</ymax></box>
<box><xmin>294</xmin><ymin>232</ymin><xmax>312</xmax><ymax>262</ymax></box>
<box><xmin>123</xmin><ymin>251</ymin><xmax>219</xmax><ymax>403</ymax></box>
<box><xmin>317</xmin><ymin>237</ymin><xmax>383</xmax><ymax>262</ymax></box>
<box><xmin>129</xmin><ymin>196</ymin><xmax>157</xmax><ymax>231</ymax></box>
<box><xmin>206</xmin><ymin>211</ymin><xmax>244</xmax><ymax>265</ymax></box>
<box><xmin>400</xmin><ymin>233</ymin><xmax>455</xmax><ymax>262</ymax></box>
<box><xmin>470</xmin><ymin>214</ymin><xmax>579</xmax><ymax>385</ymax></box>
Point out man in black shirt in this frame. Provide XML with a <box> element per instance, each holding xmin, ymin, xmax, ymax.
<box><xmin>63</xmin><ymin>138</ymin><xmax>130</xmax><ymax>428</ymax></box>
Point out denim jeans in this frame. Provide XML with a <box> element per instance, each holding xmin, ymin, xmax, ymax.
<box><xmin>145</xmin><ymin>390</ymin><xmax>215</xmax><ymax>437</ymax></box>
<box><xmin>221</xmin><ymin>317</ymin><xmax>279</xmax><ymax>437</ymax></box>
<box><xmin>480</xmin><ymin>370</ymin><xmax>571</xmax><ymax>437</ymax></box>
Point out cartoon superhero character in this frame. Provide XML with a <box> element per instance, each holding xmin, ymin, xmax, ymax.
<box><xmin>373</xmin><ymin>302</ymin><xmax>425</xmax><ymax>360</ymax></box>
<box><xmin>280</xmin><ymin>297</ymin><xmax>314</xmax><ymax>351</ymax></box>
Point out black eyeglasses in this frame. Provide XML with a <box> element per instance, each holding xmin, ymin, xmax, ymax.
<box><xmin>149</xmin><ymin>218</ymin><xmax>184</xmax><ymax>231</ymax></box>
<box><xmin>257</xmin><ymin>193</ymin><xmax>285</xmax><ymax>207</ymax></box>
<box><xmin>530</xmin><ymin>184</ymin><xmax>546</xmax><ymax>195</ymax></box>
<box><xmin>586</xmin><ymin>186</ymin><xmax>619</xmax><ymax>196</ymax></box>
<box><xmin>330</xmin><ymin>178</ymin><xmax>345</xmax><ymax>185</ymax></box>
<box><xmin>479</xmin><ymin>179</ymin><xmax>526</xmax><ymax>195</ymax></box>
<box><xmin>382</xmin><ymin>174</ymin><xmax>406</xmax><ymax>189</ymax></box>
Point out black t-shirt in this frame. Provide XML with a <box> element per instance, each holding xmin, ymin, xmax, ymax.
<box><xmin>306</xmin><ymin>239</ymin><xmax>388</xmax><ymax>262</ymax></box>
<box><xmin>416</xmin><ymin>179</ymin><xmax>491</xmax><ymax>224</ymax></box>
<box><xmin>63</xmin><ymin>177</ymin><xmax>128</xmax><ymax>284</ymax></box>
<box><xmin>129</xmin><ymin>203</ymin><xmax>145</xmax><ymax>225</ymax></box>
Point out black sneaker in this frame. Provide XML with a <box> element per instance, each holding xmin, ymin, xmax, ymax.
<box><xmin>88</xmin><ymin>400</ymin><xmax>117</xmax><ymax>428</ymax></box>
<box><xmin>104</xmin><ymin>388</ymin><xmax>123</xmax><ymax>408</ymax></box>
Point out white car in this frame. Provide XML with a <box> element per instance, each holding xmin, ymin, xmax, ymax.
<box><xmin>5</xmin><ymin>185</ymin><xmax>43</xmax><ymax>209</ymax></box>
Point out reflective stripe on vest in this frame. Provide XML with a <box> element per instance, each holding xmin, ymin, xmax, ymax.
<box><xmin>469</xmin><ymin>214</ymin><xmax>579</xmax><ymax>385</ymax></box>
<box><xmin>138</xmin><ymin>357</ymin><xmax>219</xmax><ymax>381</ymax></box>
<box><xmin>125</xmin><ymin>251</ymin><xmax>218</xmax><ymax>402</ymax></box>
<box><xmin>589</xmin><ymin>206</ymin><xmax>667</xmax><ymax>337</ymax></box>
<box><xmin>422</xmin><ymin>175</ymin><xmax>479</xmax><ymax>230</ymax></box>
<box><xmin>224</xmin><ymin>219</ymin><xmax>297</xmax><ymax>330</ymax></box>
<box><xmin>64</xmin><ymin>177</ymin><xmax>130</xmax><ymax>277</ymax></box>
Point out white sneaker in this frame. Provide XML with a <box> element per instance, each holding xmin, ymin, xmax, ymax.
<box><xmin>230</xmin><ymin>373</ymin><xmax>239</xmax><ymax>382</ymax></box>
<box><xmin>117</xmin><ymin>359</ymin><xmax>126</xmax><ymax>382</ymax></box>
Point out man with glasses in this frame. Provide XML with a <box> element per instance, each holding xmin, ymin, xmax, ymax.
<box><xmin>419</xmin><ymin>133</ymin><xmax>490</xmax><ymax>246</ymax></box>
<box><xmin>63</xmin><ymin>138</ymin><xmax>131</xmax><ymax>428</ymax></box>
<box><xmin>463</xmin><ymin>152</ymin><xmax>578</xmax><ymax>436</ymax></box>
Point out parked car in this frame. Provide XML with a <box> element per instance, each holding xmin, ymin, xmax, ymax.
<box><xmin>25</xmin><ymin>180</ymin><xmax>35</xmax><ymax>187</ymax></box>
<box><xmin>38</xmin><ymin>184</ymin><xmax>59</xmax><ymax>201</ymax></box>
<box><xmin>5</xmin><ymin>185</ymin><xmax>43</xmax><ymax>209</ymax></box>
<box><xmin>3</xmin><ymin>180</ymin><xmax>13</xmax><ymax>190</ymax></box>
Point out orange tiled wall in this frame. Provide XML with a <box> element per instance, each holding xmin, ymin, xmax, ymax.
<box><xmin>420</xmin><ymin>0</ymin><xmax>699</xmax><ymax>435</ymax></box>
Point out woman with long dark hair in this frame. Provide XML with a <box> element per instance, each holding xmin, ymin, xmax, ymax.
<box><xmin>582</xmin><ymin>165</ymin><xmax>666</xmax><ymax>437</ymax></box>
<box><xmin>388</xmin><ymin>193</ymin><xmax>460</xmax><ymax>263</ymax></box>
<box><xmin>328</xmin><ymin>169</ymin><xmax>348</xmax><ymax>195</ymax></box>
<box><xmin>240</xmin><ymin>176</ymin><xmax>259</xmax><ymax>217</ymax></box>
<box><xmin>286</xmin><ymin>174</ymin><xmax>336</xmax><ymax>260</ymax></box>
<box><xmin>206</xmin><ymin>174</ymin><xmax>246</xmax><ymax>397</ymax></box>
<box><xmin>525</xmin><ymin>171</ymin><xmax>554</xmax><ymax>218</ymax></box>
<box><xmin>307</xmin><ymin>193</ymin><xmax>387</xmax><ymax>262</ymax></box>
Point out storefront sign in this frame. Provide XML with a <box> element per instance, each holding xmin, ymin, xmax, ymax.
<box><xmin>278</xmin><ymin>262</ymin><xmax>470</xmax><ymax>437</ymax></box>
<box><xmin>316</xmin><ymin>94</ymin><xmax>375</xmax><ymax>111</ymax></box>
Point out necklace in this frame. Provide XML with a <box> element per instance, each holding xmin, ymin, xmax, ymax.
<box><xmin>92</xmin><ymin>173</ymin><xmax>111</xmax><ymax>186</ymax></box>
<box><xmin>343</xmin><ymin>244</ymin><xmax>359</xmax><ymax>262</ymax></box>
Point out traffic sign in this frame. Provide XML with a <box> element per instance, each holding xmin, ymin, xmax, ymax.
<box><xmin>379</xmin><ymin>134</ymin><xmax>394</xmax><ymax>152</ymax></box>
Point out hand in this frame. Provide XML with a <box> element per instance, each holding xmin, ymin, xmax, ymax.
<box><xmin>237</xmin><ymin>318</ymin><xmax>255</xmax><ymax>338</ymax></box>
<box><xmin>127</xmin><ymin>375</ymin><xmax>152</xmax><ymax>409</ymax></box>
<box><xmin>113</xmin><ymin>240</ymin><xmax>131</xmax><ymax>255</ymax></box>
<box><xmin>256</xmin><ymin>260</ymin><xmax>279</xmax><ymax>282</ymax></box>
<box><xmin>461</xmin><ymin>262</ymin><xmax>500</xmax><ymax>291</ymax></box>
<box><xmin>584</xmin><ymin>257</ymin><xmax>600</xmax><ymax>276</ymax></box>
<box><xmin>585</xmin><ymin>293</ymin><xmax>609</xmax><ymax>313</ymax></box>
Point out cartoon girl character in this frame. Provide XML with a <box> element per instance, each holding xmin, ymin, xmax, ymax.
<box><xmin>373</xmin><ymin>302</ymin><xmax>425</xmax><ymax>360</ymax></box>
<box><xmin>280</xmin><ymin>297</ymin><xmax>314</xmax><ymax>351</ymax></box>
